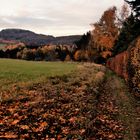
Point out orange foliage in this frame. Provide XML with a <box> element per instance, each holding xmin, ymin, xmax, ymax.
<box><xmin>74</xmin><ymin>50</ymin><xmax>83</xmax><ymax>61</ymax></box>
<box><xmin>65</xmin><ymin>54</ymin><xmax>71</xmax><ymax>61</ymax></box>
<box><xmin>91</xmin><ymin>6</ymin><xmax>119</xmax><ymax>59</ymax></box>
<box><xmin>101</xmin><ymin>51</ymin><xmax>112</xmax><ymax>58</ymax></box>
<box><xmin>106</xmin><ymin>51</ymin><xmax>129</xmax><ymax>80</ymax></box>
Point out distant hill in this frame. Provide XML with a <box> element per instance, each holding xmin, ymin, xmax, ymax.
<box><xmin>0</xmin><ymin>29</ymin><xmax>81</xmax><ymax>47</ymax></box>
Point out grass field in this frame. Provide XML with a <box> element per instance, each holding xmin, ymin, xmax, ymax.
<box><xmin>0</xmin><ymin>59</ymin><xmax>77</xmax><ymax>88</ymax></box>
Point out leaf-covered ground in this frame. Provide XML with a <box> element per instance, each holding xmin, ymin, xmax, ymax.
<box><xmin>0</xmin><ymin>63</ymin><xmax>139</xmax><ymax>139</ymax></box>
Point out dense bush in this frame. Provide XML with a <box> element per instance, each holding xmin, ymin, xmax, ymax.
<box><xmin>127</xmin><ymin>37</ymin><xmax>140</xmax><ymax>97</ymax></box>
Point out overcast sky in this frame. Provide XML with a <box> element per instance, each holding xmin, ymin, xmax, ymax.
<box><xmin>0</xmin><ymin>0</ymin><xmax>124</xmax><ymax>36</ymax></box>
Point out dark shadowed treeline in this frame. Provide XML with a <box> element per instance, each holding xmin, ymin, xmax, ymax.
<box><xmin>0</xmin><ymin>44</ymin><xmax>77</xmax><ymax>61</ymax></box>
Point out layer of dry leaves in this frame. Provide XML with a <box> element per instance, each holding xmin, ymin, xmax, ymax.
<box><xmin>0</xmin><ymin>64</ymin><xmax>124</xmax><ymax>139</ymax></box>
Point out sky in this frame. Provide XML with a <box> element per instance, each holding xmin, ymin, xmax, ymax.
<box><xmin>0</xmin><ymin>0</ymin><xmax>124</xmax><ymax>36</ymax></box>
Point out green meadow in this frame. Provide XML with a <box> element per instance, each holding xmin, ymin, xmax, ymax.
<box><xmin>0</xmin><ymin>59</ymin><xmax>77</xmax><ymax>88</ymax></box>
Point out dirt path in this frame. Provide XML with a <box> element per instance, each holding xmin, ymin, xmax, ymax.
<box><xmin>101</xmin><ymin>70</ymin><xmax>140</xmax><ymax>140</ymax></box>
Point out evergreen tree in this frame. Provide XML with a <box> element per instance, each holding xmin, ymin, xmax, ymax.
<box><xmin>74</xmin><ymin>32</ymin><xmax>91</xmax><ymax>50</ymax></box>
<box><xmin>113</xmin><ymin>0</ymin><xmax>140</xmax><ymax>55</ymax></box>
<box><xmin>125</xmin><ymin>0</ymin><xmax>140</xmax><ymax>19</ymax></box>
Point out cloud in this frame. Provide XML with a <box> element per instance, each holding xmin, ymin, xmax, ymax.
<box><xmin>0</xmin><ymin>0</ymin><xmax>124</xmax><ymax>36</ymax></box>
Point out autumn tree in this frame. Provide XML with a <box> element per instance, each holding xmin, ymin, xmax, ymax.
<box><xmin>65</xmin><ymin>54</ymin><xmax>71</xmax><ymax>61</ymax></box>
<box><xmin>21</xmin><ymin>48</ymin><xmax>35</xmax><ymax>60</ymax></box>
<box><xmin>74</xmin><ymin>50</ymin><xmax>88</xmax><ymax>61</ymax></box>
<box><xmin>90</xmin><ymin>6</ymin><xmax>119</xmax><ymax>61</ymax></box>
<box><xmin>16</xmin><ymin>51</ymin><xmax>22</xmax><ymax>59</ymax></box>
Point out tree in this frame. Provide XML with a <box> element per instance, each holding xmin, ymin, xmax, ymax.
<box><xmin>21</xmin><ymin>48</ymin><xmax>35</xmax><ymax>60</ymax></box>
<box><xmin>113</xmin><ymin>15</ymin><xmax>137</xmax><ymax>54</ymax></box>
<box><xmin>16</xmin><ymin>51</ymin><xmax>22</xmax><ymax>59</ymax></box>
<box><xmin>125</xmin><ymin>0</ymin><xmax>140</xmax><ymax>19</ymax></box>
<box><xmin>65</xmin><ymin>54</ymin><xmax>71</xmax><ymax>61</ymax></box>
<box><xmin>113</xmin><ymin>0</ymin><xmax>140</xmax><ymax>55</ymax></box>
<box><xmin>117</xmin><ymin>3</ymin><xmax>130</xmax><ymax>29</ymax></box>
<box><xmin>90</xmin><ymin>6</ymin><xmax>119</xmax><ymax>61</ymax></box>
<box><xmin>0</xmin><ymin>50</ymin><xmax>5</xmax><ymax>58</ymax></box>
<box><xmin>35</xmin><ymin>47</ymin><xmax>43</xmax><ymax>61</ymax></box>
<box><xmin>74</xmin><ymin>50</ymin><xmax>87</xmax><ymax>61</ymax></box>
<box><xmin>120</xmin><ymin>3</ymin><xmax>130</xmax><ymax>21</ymax></box>
<box><xmin>74</xmin><ymin>32</ymin><xmax>91</xmax><ymax>50</ymax></box>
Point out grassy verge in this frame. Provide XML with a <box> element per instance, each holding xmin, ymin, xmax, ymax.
<box><xmin>104</xmin><ymin>70</ymin><xmax>140</xmax><ymax>140</ymax></box>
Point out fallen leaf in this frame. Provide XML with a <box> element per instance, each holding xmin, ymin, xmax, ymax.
<box><xmin>11</xmin><ymin>119</ymin><xmax>20</xmax><ymax>125</ymax></box>
<box><xmin>20</xmin><ymin>125</ymin><xmax>30</xmax><ymax>130</ymax></box>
